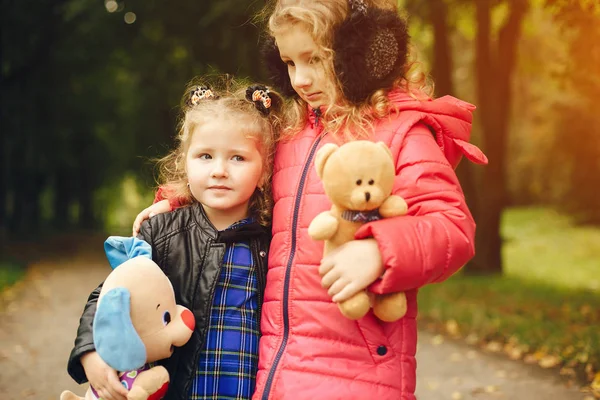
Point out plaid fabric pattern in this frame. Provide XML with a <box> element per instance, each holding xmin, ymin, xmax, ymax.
<box><xmin>190</xmin><ymin>219</ymin><xmax>260</xmax><ymax>399</ymax></box>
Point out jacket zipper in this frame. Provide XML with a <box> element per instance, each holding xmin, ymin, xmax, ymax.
<box><xmin>262</xmin><ymin>109</ymin><xmax>323</xmax><ymax>399</ymax></box>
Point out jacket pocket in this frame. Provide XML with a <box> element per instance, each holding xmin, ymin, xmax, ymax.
<box><xmin>355</xmin><ymin>312</ymin><xmax>395</xmax><ymax>364</ymax></box>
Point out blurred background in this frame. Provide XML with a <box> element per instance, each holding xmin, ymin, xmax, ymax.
<box><xmin>0</xmin><ymin>0</ymin><xmax>599</xmax><ymax>397</ymax></box>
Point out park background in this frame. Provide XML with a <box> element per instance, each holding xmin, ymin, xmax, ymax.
<box><xmin>1</xmin><ymin>0</ymin><xmax>599</xmax><ymax>398</ymax></box>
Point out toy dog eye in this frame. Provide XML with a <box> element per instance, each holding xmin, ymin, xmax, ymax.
<box><xmin>356</xmin><ymin>179</ymin><xmax>362</xmax><ymax>185</ymax></box>
<box><xmin>368</xmin><ymin>179</ymin><xmax>374</xmax><ymax>185</ymax></box>
<box><xmin>162</xmin><ymin>311</ymin><xmax>171</xmax><ymax>326</ymax></box>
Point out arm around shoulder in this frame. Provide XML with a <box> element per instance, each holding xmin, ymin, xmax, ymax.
<box><xmin>356</xmin><ymin>124</ymin><xmax>476</xmax><ymax>293</ymax></box>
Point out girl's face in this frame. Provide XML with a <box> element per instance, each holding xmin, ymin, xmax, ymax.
<box><xmin>275</xmin><ymin>24</ymin><xmax>332</xmax><ymax>108</ymax></box>
<box><xmin>186</xmin><ymin>117</ymin><xmax>264</xmax><ymax>227</ymax></box>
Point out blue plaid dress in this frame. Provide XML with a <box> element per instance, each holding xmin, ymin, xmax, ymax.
<box><xmin>190</xmin><ymin>219</ymin><xmax>260</xmax><ymax>399</ymax></box>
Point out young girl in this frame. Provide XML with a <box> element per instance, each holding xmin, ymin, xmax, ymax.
<box><xmin>67</xmin><ymin>79</ymin><xmax>283</xmax><ymax>400</ymax></box>
<box><xmin>135</xmin><ymin>1</ymin><xmax>488</xmax><ymax>399</ymax></box>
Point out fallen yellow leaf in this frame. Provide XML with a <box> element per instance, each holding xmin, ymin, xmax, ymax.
<box><xmin>485</xmin><ymin>385</ymin><xmax>500</xmax><ymax>393</ymax></box>
<box><xmin>485</xmin><ymin>341</ymin><xmax>502</xmax><ymax>353</ymax></box>
<box><xmin>586</xmin><ymin>364</ymin><xmax>596</xmax><ymax>381</ymax></box>
<box><xmin>591</xmin><ymin>372</ymin><xmax>600</xmax><ymax>391</ymax></box>
<box><xmin>524</xmin><ymin>354</ymin><xmax>538</xmax><ymax>364</ymax></box>
<box><xmin>539</xmin><ymin>355</ymin><xmax>561</xmax><ymax>369</ymax></box>
<box><xmin>432</xmin><ymin>335</ymin><xmax>444</xmax><ymax>346</ymax></box>
<box><xmin>580</xmin><ymin>304</ymin><xmax>592</xmax><ymax>316</ymax></box>
<box><xmin>505</xmin><ymin>344</ymin><xmax>524</xmax><ymax>360</ymax></box>
<box><xmin>577</xmin><ymin>352</ymin><xmax>590</xmax><ymax>363</ymax></box>
<box><xmin>465</xmin><ymin>333</ymin><xmax>479</xmax><ymax>345</ymax></box>
<box><xmin>446</xmin><ymin>319</ymin><xmax>460</xmax><ymax>336</ymax></box>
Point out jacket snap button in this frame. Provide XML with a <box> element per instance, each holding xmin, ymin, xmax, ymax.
<box><xmin>259</xmin><ymin>250</ymin><xmax>267</xmax><ymax>257</ymax></box>
<box><xmin>376</xmin><ymin>345</ymin><xmax>387</xmax><ymax>356</ymax></box>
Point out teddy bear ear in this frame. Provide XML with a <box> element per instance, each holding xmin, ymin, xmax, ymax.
<box><xmin>314</xmin><ymin>143</ymin><xmax>339</xmax><ymax>179</ymax></box>
<box><xmin>376</xmin><ymin>141</ymin><xmax>393</xmax><ymax>161</ymax></box>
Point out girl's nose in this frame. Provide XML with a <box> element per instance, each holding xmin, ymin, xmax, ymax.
<box><xmin>211</xmin><ymin>160</ymin><xmax>228</xmax><ymax>178</ymax></box>
<box><xmin>293</xmin><ymin>67</ymin><xmax>311</xmax><ymax>88</ymax></box>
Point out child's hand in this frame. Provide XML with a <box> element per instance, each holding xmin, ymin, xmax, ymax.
<box><xmin>132</xmin><ymin>200</ymin><xmax>171</xmax><ymax>236</ymax></box>
<box><xmin>81</xmin><ymin>351</ymin><xmax>129</xmax><ymax>400</ymax></box>
<box><xmin>319</xmin><ymin>239</ymin><xmax>384</xmax><ymax>303</ymax></box>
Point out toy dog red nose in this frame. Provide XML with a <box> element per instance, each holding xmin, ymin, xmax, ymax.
<box><xmin>181</xmin><ymin>308</ymin><xmax>195</xmax><ymax>331</ymax></box>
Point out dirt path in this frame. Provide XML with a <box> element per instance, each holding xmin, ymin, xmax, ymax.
<box><xmin>0</xmin><ymin>241</ymin><xmax>589</xmax><ymax>400</ymax></box>
<box><xmin>415</xmin><ymin>331</ymin><xmax>586</xmax><ymax>399</ymax></box>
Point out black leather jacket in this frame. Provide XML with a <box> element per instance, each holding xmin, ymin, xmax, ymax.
<box><xmin>66</xmin><ymin>202</ymin><xmax>270</xmax><ymax>399</ymax></box>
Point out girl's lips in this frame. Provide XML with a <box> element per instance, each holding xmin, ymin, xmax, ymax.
<box><xmin>305</xmin><ymin>92</ymin><xmax>322</xmax><ymax>101</ymax></box>
<box><xmin>209</xmin><ymin>186</ymin><xmax>231</xmax><ymax>191</ymax></box>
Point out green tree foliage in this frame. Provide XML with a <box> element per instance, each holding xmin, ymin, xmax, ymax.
<box><xmin>546</xmin><ymin>1</ymin><xmax>600</xmax><ymax>224</ymax></box>
<box><xmin>1</xmin><ymin>0</ymin><xmax>266</xmax><ymax>237</ymax></box>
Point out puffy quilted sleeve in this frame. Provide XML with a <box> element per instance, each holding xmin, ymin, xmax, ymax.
<box><xmin>355</xmin><ymin>124</ymin><xmax>476</xmax><ymax>293</ymax></box>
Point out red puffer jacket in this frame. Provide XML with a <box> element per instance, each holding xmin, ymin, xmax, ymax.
<box><xmin>253</xmin><ymin>90</ymin><xmax>487</xmax><ymax>400</ymax></box>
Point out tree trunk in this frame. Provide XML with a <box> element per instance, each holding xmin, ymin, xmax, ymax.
<box><xmin>465</xmin><ymin>0</ymin><xmax>528</xmax><ymax>275</ymax></box>
<box><xmin>53</xmin><ymin>167</ymin><xmax>71</xmax><ymax>230</ymax></box>
<box><xmin>77</xmin><ymin>152</ymin><xmax>95</xmax><ymax>230</ymax></box>
<box><xmin>430</xmin><ymin>0</ymin><xmax>453</xmax><ymax>97</ymax></box>
<box><xmin>429</xmin><ymin>0</ymin><xmax>480</xmax><ymax>222</ymax></box>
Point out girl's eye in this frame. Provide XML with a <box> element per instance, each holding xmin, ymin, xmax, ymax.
<box><xmin>284</xmin><ymin>60</ymin><xmax>295</xmax><ymax>67</ymax></box>
<box><xmin>199</xmin><ymin>154</ymin><xmax>211</xmax><ymax>160</ymax></box>
<box><xmin>309</xmin><ymin>57</ymin><xmax>320</xmax><ymax>64</ymax></box>
<box><xmin>232</xmin><ymin>155</ymin><xmax>245</xmax><ymax>162</ymax></box>
<box><xmin>162</xmin><ymin>311</ymin><xmax>171</xmax><ymax>326</ymax></box>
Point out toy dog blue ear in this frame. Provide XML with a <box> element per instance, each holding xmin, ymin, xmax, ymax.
<box><xmin>93</xmin><ymin>287</ymin><xmax>146</xmax><ymax>371</ymax></box>
<box><xmin>104</xmin><ymin>236</ymin><xmax>152</xmax><ymax>269</ymax></box>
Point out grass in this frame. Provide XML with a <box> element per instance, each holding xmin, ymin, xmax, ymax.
<box><xmin>418</xmin><ymin>207</ymin><xmax>600</xmax><ymax>386</ymax></box>
<box><xmin>502</xmin><ymin>207</ymin><xmax>600</xmax><ymax>292</ymax></box>
<box><xmin>0</xmin><ymin>256</ymin><xmax>27</xmax><ymax>292</ymax></box>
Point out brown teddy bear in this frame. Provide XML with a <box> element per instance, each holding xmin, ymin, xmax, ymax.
<box><xmin>308</xmin><ymin>140</ymin><xmax>408</xmax><ymax>322</ymax></box>
<box><xmin>61</xmin><ymin>237</ymin><xmax>195</xmax><ymax>400</ymax></box>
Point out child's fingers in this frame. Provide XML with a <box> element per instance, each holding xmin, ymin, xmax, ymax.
<box><xmin>332</xmin><ymin>282</ymin><xmax>360</xmax><ymax>303</ymax></box>
<box><xmin>132</xmin><ymin>209</ymin><xmax>150</xmax><ymax>235</ymax></box>
<box><xmin>105</xmin><ymin>370</ymin><xmax>128</xmax><ymax>399</ymax></box>
<box><xmin>318</xmin><ymin>257</ymin><xmax>335</xmax><ymax>276</ymax></box>
<box><xmin>97</xmin><ymin>387</ymin><xmax>116</xmax><ymax>400</ymax></box>
<box><xmin>326</xmin><ymin>278</ymin><xmax>347</xmax><ymax>297</ymax></box>
<box><xmin>320</xmin><ymin>268</ymin><xmax>340</xmax><ymax>289</ymax></box>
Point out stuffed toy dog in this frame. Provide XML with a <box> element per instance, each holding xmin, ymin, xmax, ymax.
<box><xmin>61</xmin><ymin>237</ymin><xmax>195</xmax><ymax>400</ymax></box>
<box><xmin>308</xmin><ymin>141</ymin><xmax>409</xmax><ymax>322</ymax></box>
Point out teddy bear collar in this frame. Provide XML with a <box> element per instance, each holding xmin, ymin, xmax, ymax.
<box><xmin>340</xmin><ymin>209</ymin><xmax>382</xmax><ymax>223</ymax></box>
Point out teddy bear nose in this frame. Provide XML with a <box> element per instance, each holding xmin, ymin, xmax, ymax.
<box><xmin>365</xmin><ymin>192</ymin><xmax>371</xmax><ymax>202</ymax></box>
<box><xmin>181</xmin><ymin>309</ymin><xmax>195</xmax><ymax>331</ymax></box>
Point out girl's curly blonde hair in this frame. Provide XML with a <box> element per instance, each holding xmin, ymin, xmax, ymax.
<box><xmin>156</xmin><ymin>77</ymin><xmax>283</xmax><ymax>226</ymax></box>
<box><xmin>263</xmin><ymin>0</ymin><xmax>433</xmax><ymax>140</ymax></box>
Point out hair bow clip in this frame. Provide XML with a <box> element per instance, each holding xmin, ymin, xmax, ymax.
<box><xmin>246</xmin><ymin>85</ymin><xmax>272</xmax><ymax>115</ymax></box>
<box><xmin>189</xmin><ymin>86</ymin><xmax>214</xmax><ymax>106</ymax></box>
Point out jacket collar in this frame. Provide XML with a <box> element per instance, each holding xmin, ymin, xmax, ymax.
<box><xmin>191</xmin><ymin>202</ymin><xmax>270</xmax><ymax>244</ymax></box>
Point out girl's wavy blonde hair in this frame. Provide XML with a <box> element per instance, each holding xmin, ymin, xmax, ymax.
<box><xmin>156</xmin><ymin>77</ymin><xmax>283</xmax><ymax>226</ymax></box>
<box><xmin>264</xmin><ymin>0</ymin><xmax>433</xmax><ymax>140</ymax></box>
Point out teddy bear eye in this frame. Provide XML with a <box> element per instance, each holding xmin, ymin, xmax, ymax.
<box><xmin>368</xmin><ymin>179</ymin><xmax>374</xmax><ymax>185</ymax></box>
<box><xmin>162</xmin><ymin>310</ymin><xmax>171</xmax><ymax>326</ymax></box>
<box><xmin>356</xmin><ymin>179</ymin><xmax>362</xmax><ymax>185</ymax></box>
